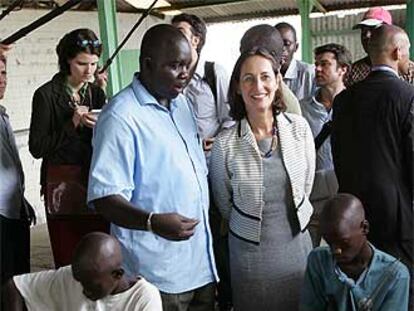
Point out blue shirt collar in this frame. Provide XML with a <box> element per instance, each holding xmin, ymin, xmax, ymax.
<box><xmin>131</xmin><ymin>73</ymin><xmax>182</xmax><ymax>112</ymax></box>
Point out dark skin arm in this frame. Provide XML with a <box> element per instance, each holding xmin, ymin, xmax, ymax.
<box><xmin>2</xmin><ymin>279</ymin><xmax>26</xmax><ymax>311</ymax></box>
<box><xmin>93</xmin><ymin>195</ymin><xmax>199</xmax><ymax>241</ymax></box>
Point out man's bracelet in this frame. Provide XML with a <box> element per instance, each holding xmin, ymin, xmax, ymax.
<box><xmin>146</xmin><ymin>212</ymin><xmax>154</xmax><ymax>232</ymax></box>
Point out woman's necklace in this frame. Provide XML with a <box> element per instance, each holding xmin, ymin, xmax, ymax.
<box><xmin>66</xmin><ymin>82</ymin><xmax>88</xmax><ymax>109</ymax></box>
<box><xmin>259</xmin><ymin>126</ymin><xmax>278</xmax><ymax>158</ymax></box>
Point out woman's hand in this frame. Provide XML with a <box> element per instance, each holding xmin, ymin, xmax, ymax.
<box><xmin>94</xmin><ymin>67</ymin><xmax>108</xmax><ymax>91</ymax></box>
<box><xmin>80</xmin><ymin>111</ymin><xmax>98</xmax><ymax>128</ymax></box>
<box><xmin>72</xmin><ymin>105</ymin><xmax>89</xmax><ymax>128</ymax></box>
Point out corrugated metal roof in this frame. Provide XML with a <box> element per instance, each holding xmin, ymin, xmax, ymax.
<box><xmin>159</xmin><ymin>0</ymin><xmax>406</xmax><ymax>23</ymax></box>
<box><xmin>0</xmin><ymin>0</ymin><xmax>405</xmax><ymax>23</ymax></box>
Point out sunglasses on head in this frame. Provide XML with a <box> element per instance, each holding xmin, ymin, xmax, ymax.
<box><xmin>77</xmin><ymin>39</ymin><xmax>101</xmax><ymax>48</ymax></box>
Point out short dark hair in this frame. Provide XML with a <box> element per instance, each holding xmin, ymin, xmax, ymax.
<box><xmin>314</xmin><ymin>43</ymin><xmax>352</xmax><ymax>70</ymax></box>
<box><xmin>171</xmin><ymin>13</ymin><xmax>207</xmax><ymax>54</ymax></box>
<box><xmin>275</xmin><ymin>22</ymin><xmax>297</xmax><ymax>42</ymax></box>
<box><xmin>56</xmin><ymin>28</ymin><xmax>102</xmax><ymax>75</ymax></box>
<box><xmin>139</xmin><ymin>24</ymin><xmax>188</xmax><ymax>71</ymax></box>
<box><xmin>240</xmin><ymin>24</ymin><xmax>284</xmax><ymax>64</ymax></box>
<box><xmin>229</xmin><ymin>48</ymin><xmax>286</xmax><ymax>121</ymax></box>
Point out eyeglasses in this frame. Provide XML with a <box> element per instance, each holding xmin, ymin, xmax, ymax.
<box><xmin>77</xmin><ymin>39</ymin><xmax>101</xmax><ymax>48</ymax></box>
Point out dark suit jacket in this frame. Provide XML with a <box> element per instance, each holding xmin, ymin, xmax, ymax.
<box><xmin>28</xmin><ymin>73</ymin><xmax>106</xmax><ymax>186</ymax></box>
<box><xmin>332</xmin><ymin>70</ymin><xmax>413</xmax><ymax>263</ymax></box>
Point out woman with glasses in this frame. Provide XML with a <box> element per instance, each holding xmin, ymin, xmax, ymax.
<box><xmin>210</xmin><ymin>48</ymin><xmax>315</xmax><ymax>310</ymax></box>
<box><xmin>28</xmin><ymin>28</ymin><xmax>108</xmax><ymax>267</ymax></box>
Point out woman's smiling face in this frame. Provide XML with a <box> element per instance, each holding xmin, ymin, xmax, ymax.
<box><xmin>239</xmin><ymin>55</ymin><xmax>279</xmax><ymax>117</ymax></box>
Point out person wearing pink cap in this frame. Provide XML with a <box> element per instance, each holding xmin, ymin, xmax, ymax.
<box><xmin>347</xmin><ymin>6</ymin><xmax>414</xmax><ymax>86</ymax></box>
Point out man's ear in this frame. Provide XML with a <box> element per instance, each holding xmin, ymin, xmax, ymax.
<box><xmin>339</xmin><ymin>64</ymin><xmax>348</xmax><ymax>78</ymax></box>
<box><xmin>112</xmin><ymin>268</ymin><xmax>124</xmax><ymax>279</ymax></box>
<box><xmin>294</xmin><ymin>42</ymin><xmax>299</xmax><ymax>53</ymax></box>
<box><xmin>361</xmin><ymin>220</ymin><xmax>369</xmax><ymax>235</ymax></box>
<box><xmin>391</xmin><ymin>46</ymin><xmax>400</xmax><ymax>62</ymax></box>
<box><xmin>142</xmin><ymin>57</ymin><xmax>152</xmax><ymax>71</ymax></box>
<box><xmin>192</xmin><ymin>35</ymin><xmax>201</xmax><ymax>50</ymax></box>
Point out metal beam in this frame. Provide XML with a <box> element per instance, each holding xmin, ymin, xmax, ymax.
<box><xmin>155</xmin><ymin>0</ymin><xmax>251</xmax><ymax>12</ymax></box>
<box><xmin>407</xmin><ymin>0</ymin><xmax>414</xmax><ymax>59</ymax></box>
<box><xmin>97</xmin><ymin>0</ymin><xmax>123</xmax><ymax>97</ymax></box>
<box><xmin>310</xmin><ymin>0</ymin><xmax>327</xmax><ymax>13</ymax></box>
<box><xmin>297</xmin><ymin>0</ymin><xmax>312</xmax><ymax>63</ymax></box>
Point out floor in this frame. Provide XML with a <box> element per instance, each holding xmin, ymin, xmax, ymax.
<box><xmin>30</xmin><ymin>224</ymin><xmax>54</xmax><ymax>272</ymax></box>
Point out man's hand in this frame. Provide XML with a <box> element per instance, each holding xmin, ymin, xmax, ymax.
<box><xmin>151</xmin><ymin>213</ymin><xmax>199</xmax><ymax>241</ymax></box>
<box><xmin>203</xmin><ymin>137</ymin><xmax>215</xmax><ymax>151</ymax></box>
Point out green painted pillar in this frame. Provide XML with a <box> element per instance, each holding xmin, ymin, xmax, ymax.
<box><xmin>97</xmin><ymin>0</ymin><xmax>123</xmax><ymax>97</ymax></box>
<box><xmin>407</xmin><ymin>0</ymin><xmax>414</xmax><ymax>59</ymax></box>
<box><xmin>297</xmin><ymin>0</ymin><xmax>313</xmax><ymax>63</ymax></box>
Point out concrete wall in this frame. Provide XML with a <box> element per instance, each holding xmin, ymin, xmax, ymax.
<box><xmin>1</xmin><ymin>9</ymin><xmax>164</xmax><ymax>224</ymax></box>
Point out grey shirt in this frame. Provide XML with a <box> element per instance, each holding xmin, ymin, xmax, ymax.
<box><xmin>284</xmin><ymin>59</ymin><xmax>315</xmax><ymax>102</ymax></box>
<box><xmin>0</xmin><ymin>105</ymin><xmax>24</xmax><ymax>219</ymax></box>
<box><xmin>184</xmin><ymin>59</ymin><xmax>232</xmax><ymax>140</ymax></box>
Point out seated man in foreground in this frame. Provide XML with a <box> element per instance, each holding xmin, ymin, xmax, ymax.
<box><xmin>3</xmin><ymin>232</ymin><xmax>162</xmax><ymax>310</ymax></box>
<box><xmin>300</xmin><ymin>193</ymin><xmax>410</xmax><ymax>311</ymax></box>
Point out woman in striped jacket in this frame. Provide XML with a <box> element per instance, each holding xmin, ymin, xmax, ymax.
<box><xmin>210</xmin><ymin>48</ymin><xmax>315</xmax><ymax>311</ymax></box>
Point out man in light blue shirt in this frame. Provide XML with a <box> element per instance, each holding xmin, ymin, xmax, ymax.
<box><xmin>87</xmin><ymin>25</ymin><xmax>217</xmax><ymax>310</ymax></box>
<box><xmin>300</xmin><ymin>194</ymin><xmax>410</xmax><ymax>311</ymax></box>
<box><xmin>275</xmin><ymin>22</ymin><xmax>315</xmax><ymax>101</ymax></box>
<box><xmin>300</xmin><ymin>43</ymin><xmax>352</xmax><ymax>247</ymax></box>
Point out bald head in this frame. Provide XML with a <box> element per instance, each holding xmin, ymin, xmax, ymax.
<box><xmin>139</xmin><ymin>24</ymin><xmax>190</xmax><ymax>69</ymax></box>
<box><xmin>368</xmin><ymin>25</ymin><xmax>410</xmax><ymax>72</ymax></box>
<box><xmin>72</xmin><ymin>232</ymin><xmax>122</xmax><ymax>274</ymax></box>
<box><xmin>240</xmin><ymin>24</ymin><xmax>283</xmax><ymax>64</ymax></box>
<box><xmin>320</xmin><ymin>193</ymin><xmax>365</xmax><ymax>231</ymax></box>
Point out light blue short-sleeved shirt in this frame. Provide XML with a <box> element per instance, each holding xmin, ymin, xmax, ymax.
<box><xmin>284</xmin><ymin>59</ymin><xmax>315</xmax><ymax>102</ymax></box>
<box><xmin>87</xmin><ymin>74</ymin><xmax>217</xmax><ymax>294</ymax></box>
<box><xmin>300</xmin><ymin>245</ymin><xmax>410</xmax><ymax>311</ymax></box>
<box><xmin>300</xmin><ymin>92</ymin><xmax>333</xmax><ymax>172</ymax></box>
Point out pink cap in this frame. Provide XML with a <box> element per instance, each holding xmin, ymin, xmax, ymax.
<box><xmin>353</xmin><ymin>7</ymin><xmax>392</xmax><ymax>29</ymax></box>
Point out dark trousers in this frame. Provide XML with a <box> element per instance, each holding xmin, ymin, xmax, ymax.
<box><xmin>160</xmin><ymin>282</ymin><xmax>215</xmax><ymax>311</ymax></box>
<box><xmin>0</xmin><ymin>214</ymin><xmax>30</xmax><ymax>285</ymax></box>
<box><xmin>209</xmin><ymin>201</ymin><xmax>232</xmax><ymax>310</ymax></box>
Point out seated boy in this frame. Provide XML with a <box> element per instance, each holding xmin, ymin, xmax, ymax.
<box><xmin>300</xmin><ymin>193</ymin><xmax>410</xmax><ymax>311</ymax></box>
<box><xmin>3</xmin><ymin>232</ymin><xmax>162</xmax><ymax>310</ymax></box>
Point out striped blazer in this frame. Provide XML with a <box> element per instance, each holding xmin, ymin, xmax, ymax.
<box><xmin>210</xmin><ymin>113</ymin><xmax>316</xmax><ymax>244</ymax></box>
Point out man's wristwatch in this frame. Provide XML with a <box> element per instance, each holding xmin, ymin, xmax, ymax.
<box><xmin>146</xmin><ymin>212</ymin><xmax>154</xmax><ymax>232</ymax></box>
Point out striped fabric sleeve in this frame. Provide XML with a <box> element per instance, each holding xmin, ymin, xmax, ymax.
<box><xmin>209</xmin><ymin>135</ymin><xmax>232</xmax><ymax>220</ymax></box>
<box><xmin>303</xmin><ymin>119</ymin><xmax>316</xmax><ymax>197</ymax></box>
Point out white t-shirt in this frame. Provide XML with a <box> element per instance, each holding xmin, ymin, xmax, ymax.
<box><xmin>13</xmin><ymin>266</ymin><xmax>162</xmax><ymax>311</ymax></box>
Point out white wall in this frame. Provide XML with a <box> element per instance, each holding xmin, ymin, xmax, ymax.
<box><xmin>1</xmin><ymin>9</ymin><xmax>163</xmax><ymax>224</ymax></box>
<box><xmin>203</xmin><ymin>15</ymin><xmax>301</xmax><ymax>75</ymax></box>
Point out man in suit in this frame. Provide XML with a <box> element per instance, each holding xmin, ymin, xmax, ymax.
<box><xmin>331</xmin><ymin>24</ymin><xmax>413</xmax><ymax>307</ymax></box>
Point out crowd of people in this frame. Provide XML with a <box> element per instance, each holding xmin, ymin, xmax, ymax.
<box><xmin>0</xmin><ymin>5</ymin><xmax>412</xmax><ymax>311</ymax></box>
